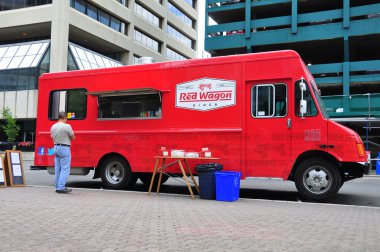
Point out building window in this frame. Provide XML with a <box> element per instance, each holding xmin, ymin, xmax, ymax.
<box><xmin>0</xmin><ymin>40</ymin><xmax>50</xmax><ymax>91</ymax></box>
<box><xmin>67</xmin><ymin>50</ymin><xmax>79</xmax><ymax>71</ymax></box>
<box><xmin>251</xmin><ymin>84</ymin><xmax>287</xmax><ymax>118</ymax></box>
<box><xmin>134</xmin><ymin>30</ymin><xmax>160</xmax><ymax>52</ymax></box>
<box><xmin>114</xmin><ymin>0</ymin><xmax>126</xmax><ymax>4</ymax></box>
<box><xmin>98</xmin><ymin>92</ymin><xmax>162</xmax><ymax>119</ymax></box>
<box><xmin>0</xmin><ymin>42</ymin><xmax>49</xmax><ymax>70</ymax></box>
<box><xmin>0</xmin><ymin>0</ymin><xmax>52</xmax><ymax>11</ymax></box>
<box><xmin>167</xmin><ymin>25</ymin><xmax>193</xmax><ymax>49</ymax></box>
<box><xmin>69</xmin><ymin>43</ymin><xmax>123</xmax><ymax>70</ymax></box>
<box><xmin>184</xmin><ymin>0</ymin><xmax>195</xmax><ymax>8</ymax></box>
<box><xmin>70</xmin><ymin>0</ymin><xmax>125</xmax><ymax>33</ymax></box>
<box><xmin>72</xmin><ymin>0</ymin><xmax>85</xmax><ymax>13</ymax></box>
<box><xmin>87</xmin><ymin>4</ymin><xmax>98</xmax><ymax>19</ymax></box>
<box><xmin>133</xmin><ymin>55</ymin><xmax>141</xmax><ymax>64</ymax></box>
<box><xmin>135</xmin><ymin>3</ymin><xmax>160</xmax><ymax>28</ymax></box>
<box><xmin>166</xmin><ymin>48</ymin><xmax>187</xmax><ymax>61</ymax></box>
<box><xmin>168</xmin><ymin>2</ymin><xmax>193</xmax><ymax>28</ymax></box>
<box><xmin>49</xmin><ymin>89</ymin><xmax>87</xmax><ymax>120</ymax></box>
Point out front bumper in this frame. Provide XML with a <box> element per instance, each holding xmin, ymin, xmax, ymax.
<box><xmin>341</xmin><ymin>162</ymin><xmax>371</xmax><ymax>182</ymax></box>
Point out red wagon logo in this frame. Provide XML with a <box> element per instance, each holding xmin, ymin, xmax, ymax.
<box><xmin>176</xmin><ymin>78</ymin><xmax>236</xmax><ymax>111</ymax></box>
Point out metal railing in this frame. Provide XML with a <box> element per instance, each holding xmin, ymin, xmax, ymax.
<box><xmin>321</xmin><ymin>93</ymin><xmax>380</xmax><ymax>118</ymax></box>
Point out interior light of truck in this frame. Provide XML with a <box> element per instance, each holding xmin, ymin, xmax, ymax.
<box><xmin>356</xmin><ymin>143</ymin><xmax>365</xmax><ymax>157</ymax></box>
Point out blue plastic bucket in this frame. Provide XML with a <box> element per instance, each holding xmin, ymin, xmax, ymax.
<box><xmin>215</xmin><ymin>171</ymin><xmax>241</xmax><ymax>202</ymax></box>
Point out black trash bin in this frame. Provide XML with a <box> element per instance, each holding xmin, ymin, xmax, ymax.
<box><xmin>195</xmin><ymin>163</ymin><xmax>223</xmax><ymax>200</ymax></box>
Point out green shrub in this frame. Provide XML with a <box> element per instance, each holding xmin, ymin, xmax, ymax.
<box><xmin>1</xmin><ymin>108</ymin><xmax>20</xmax><ymax>143</ymax></box>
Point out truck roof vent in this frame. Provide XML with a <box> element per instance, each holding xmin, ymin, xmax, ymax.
<box><xmin>138</xmin><ymin>57</ymin><xmax>155</xmax><ymax>64</ymax></box>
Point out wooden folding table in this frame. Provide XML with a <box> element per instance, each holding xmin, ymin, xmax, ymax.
<box><xmin>147</xmin><ymin>156</ymin><xmax>219</xmax><ymax>199</ymax></box>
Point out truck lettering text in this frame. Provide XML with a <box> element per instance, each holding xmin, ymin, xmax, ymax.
<box><xmin>179</xmin><ymin>91</ymin><xmax>232</xmax><ymax>102</ymax></box>
<box><xmin>179</xmin><ymin>92</ymin><xmax>197</xmax><ymax>101</ymax></box>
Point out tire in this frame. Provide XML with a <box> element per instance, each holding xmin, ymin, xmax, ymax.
<box><xmin>295</xmin><ymin>158</ymin><xmax>342</xmax><ymax>201</ymax></box>
<box><xmin>100</xmin><ymin>156</ymin><xmax>137</xmax><ymax>190</ymax></box>
<box><xmin>138</xmin><ymin>173</ymin><xmax>169</xmax><ymax>187</ymax></box>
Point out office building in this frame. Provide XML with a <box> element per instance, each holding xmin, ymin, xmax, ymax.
<box><xmin>0</xmin><ymin>0</ymin><xmax>198</xmax><ymax>142</ymax></box>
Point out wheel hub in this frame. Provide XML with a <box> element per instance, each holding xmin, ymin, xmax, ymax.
<box><xmin>303</xmin><ymin>167</ymin><xmax>332</xmax><ymax>194</ymax></box>
<box><xmin>105</xmin><ymin>162</ymin><xmax>125</xmax><ymax>184</ymax></box>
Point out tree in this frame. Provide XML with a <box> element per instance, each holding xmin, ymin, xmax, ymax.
<box><xmin>1</xmin><ymin>107</ymin><xmax>20</xmax><ymax>143</ymax></box>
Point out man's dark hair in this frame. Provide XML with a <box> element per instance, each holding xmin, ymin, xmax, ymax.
<box><xmin>58</xmin><ymin>111</ymin><xmax>67</xmax><ymax>120</ymax></box>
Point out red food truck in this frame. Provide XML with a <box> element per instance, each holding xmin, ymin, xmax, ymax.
<box><xmin>34</xmin><ymin>50</ymin><xmax>369</xmax><ymax>201</ymax></box>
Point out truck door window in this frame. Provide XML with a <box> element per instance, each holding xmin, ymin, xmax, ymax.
<box><xmin>295</xmin><ymin>80</ymin><xmax>317</xmax><ymax>117</ymax></box>
<box><xmin>98</xmin><ymin>93</ymin><xmax>161</xmax><ymax>119</ymax></box>
<box><xmin>252</xmin><ymin>84</ymin><xmax>287</xmax><ymax>118</ymax></box>
<box><xmin>49</xmin><ymin>89</ymin><xmax>87</xmax><ymax>120</ymax></box>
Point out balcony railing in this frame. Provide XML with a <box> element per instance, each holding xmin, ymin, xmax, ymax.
<box><xmin>206</xmin><ymin>2</ymin><xmax>380</xmax><ymax>49</ymax></box>
<box><xmin>322</xmin><ymin>93</ymin><xmax>380</xmax><ymax>118</ymax></box>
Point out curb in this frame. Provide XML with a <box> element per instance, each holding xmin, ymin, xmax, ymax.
<box><xmin>364</xmin><ymin>175</ymin><xmax>380</xmax><ymax>178</ymax></box>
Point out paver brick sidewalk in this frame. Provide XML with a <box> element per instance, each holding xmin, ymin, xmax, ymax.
<box><xmin>0</xmin><ymin>187</ymin><xmax>379</xmax><ymax>252</ymax></box>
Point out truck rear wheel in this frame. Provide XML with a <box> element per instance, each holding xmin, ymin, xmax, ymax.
<box><xmin>100</xmin><ymin>156</ymin><xmax>137</xmax><ymax>190</ymax></box>
<box><xmin>295</xmin><ymin>158</ymin><xmax>341</xmax><ymax>201</ymax></box>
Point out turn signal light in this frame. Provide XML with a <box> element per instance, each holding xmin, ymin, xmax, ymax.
<box><xmin>356</xmin><ymin>143</ymin><xmax>365</xmax><ymax>157</ymax></box>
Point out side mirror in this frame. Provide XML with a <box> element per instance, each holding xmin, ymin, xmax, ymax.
<box><xmin>299</xmin><ymin>81</ymin><xmax>306</xmax><ymax>92</ymax></box>
<box><xmin>300</xmin><ymin>100</ymin><xmax>307</xmax><ymax>115</ymax></box>
<box><xmin>299</xmin><ymin>77</ymin><xmax>307</xmax><ymax>117</ymax></box>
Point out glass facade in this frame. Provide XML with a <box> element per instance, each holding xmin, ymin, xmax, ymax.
<box><xmin>167</xmin><ymin>25</ymin><xmax>193</xmax><ymax>49</ymax></box>
<box><xmin>168</xmin><ymin>2</ymin><xmax>193</xmax><ymax>27</ymax></box>
<box><xmin>0</xmin><ymin>40</ymin><xmax>121</xmax><ymax>92</ymax></box>
<box><xmin>133</xmin><ymin>55</ymin><xmax>141</xmax><ymax>65</ymax></box>
<box><xmin>184</xmin><ymin>0</ymin><xmax>195</xmax><ymax>8</ymax></box>
<box><xmin>70</xmin><ymin>0</ymin><xmax>124</xmax><ymax>33</ymax></box>
<box><xmin>0</xmin><ymin>0</ymin><xmax>52</xmax><ymax>11</ymax></box>
<box><xmin>69</xmin><ymin>43</ymin><xmax>123</xmax><ymax>70</ymax></box>
<box><xmin>0</xmin><ymin>40</ymin><xmax>50</xmax><ymax>91</ymax></box>
<box><xmin>0</xmin><ymin>41</ymin><xmax>49</xmax><ymax>70</ymax></box>
<box><xmin>135</xmin><ymin>3</ymin><xmax>160</xmax><ymax>28</ymax></box>
<box><xmin>134</xmin><ymin>30</ymin><xmax>160</xmax><ymax>52</ymax></box>
<box><xmin>166</xmin><ymin>48</ymin><xmax>187</xmax><ymax>61</ymax></box>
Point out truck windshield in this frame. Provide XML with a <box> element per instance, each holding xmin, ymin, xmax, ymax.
<box><xmin>310</xmin><ymin>79</ymin><xmax>329</xmax><ymax>119</ymax></box>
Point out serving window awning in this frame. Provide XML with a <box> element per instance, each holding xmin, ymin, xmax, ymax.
<box><xmin>86</xmin><ymin>88</ymin><xmax>170</xmax><ymax>97</ymax></box>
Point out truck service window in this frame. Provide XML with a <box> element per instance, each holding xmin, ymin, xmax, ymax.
<box><xmin>98</xmin><ymin>93</ymin><xmax>161</xmax><ymax>119</ymax></box>
<box><xmin>49</xmin><ymin>89</ymin><xmax>87</xmax><ymax>120</ymax></box>
<box><xmin>252</xmin><ymin>84</ymin><xmax>287</xmax><ymax>118</ymax></box>
<box><xmin>295</xmin><ymin>80</ymin><xmax>317</xmax><ymax>117</ymax></box>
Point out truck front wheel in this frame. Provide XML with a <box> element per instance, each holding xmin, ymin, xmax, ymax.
<box><xmin>295</xmin><ymin>158</ymin><xmax>342</xmax><ymax>201</ymax></box>
<box><xmin>100</xmin><ymin>156</ymin><xmax>137</xmax><ymax>190</ymax></box>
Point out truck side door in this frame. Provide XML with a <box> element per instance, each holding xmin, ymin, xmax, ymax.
<box><xmin>245</xmin><ymin>82</ymin><xmax>292</xmax><ymax>178</ymax></box>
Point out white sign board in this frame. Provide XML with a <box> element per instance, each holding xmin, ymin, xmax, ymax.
<box><xmin>176</xmin><ymin>78</ymin><xmax>236</xmax><ymax>111</ymax></box>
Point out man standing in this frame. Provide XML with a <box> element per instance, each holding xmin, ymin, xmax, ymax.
<box><xmin>51</xmin><ymin>111</ymin><xmax>75</xmax><ymax>193</ymax></box>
